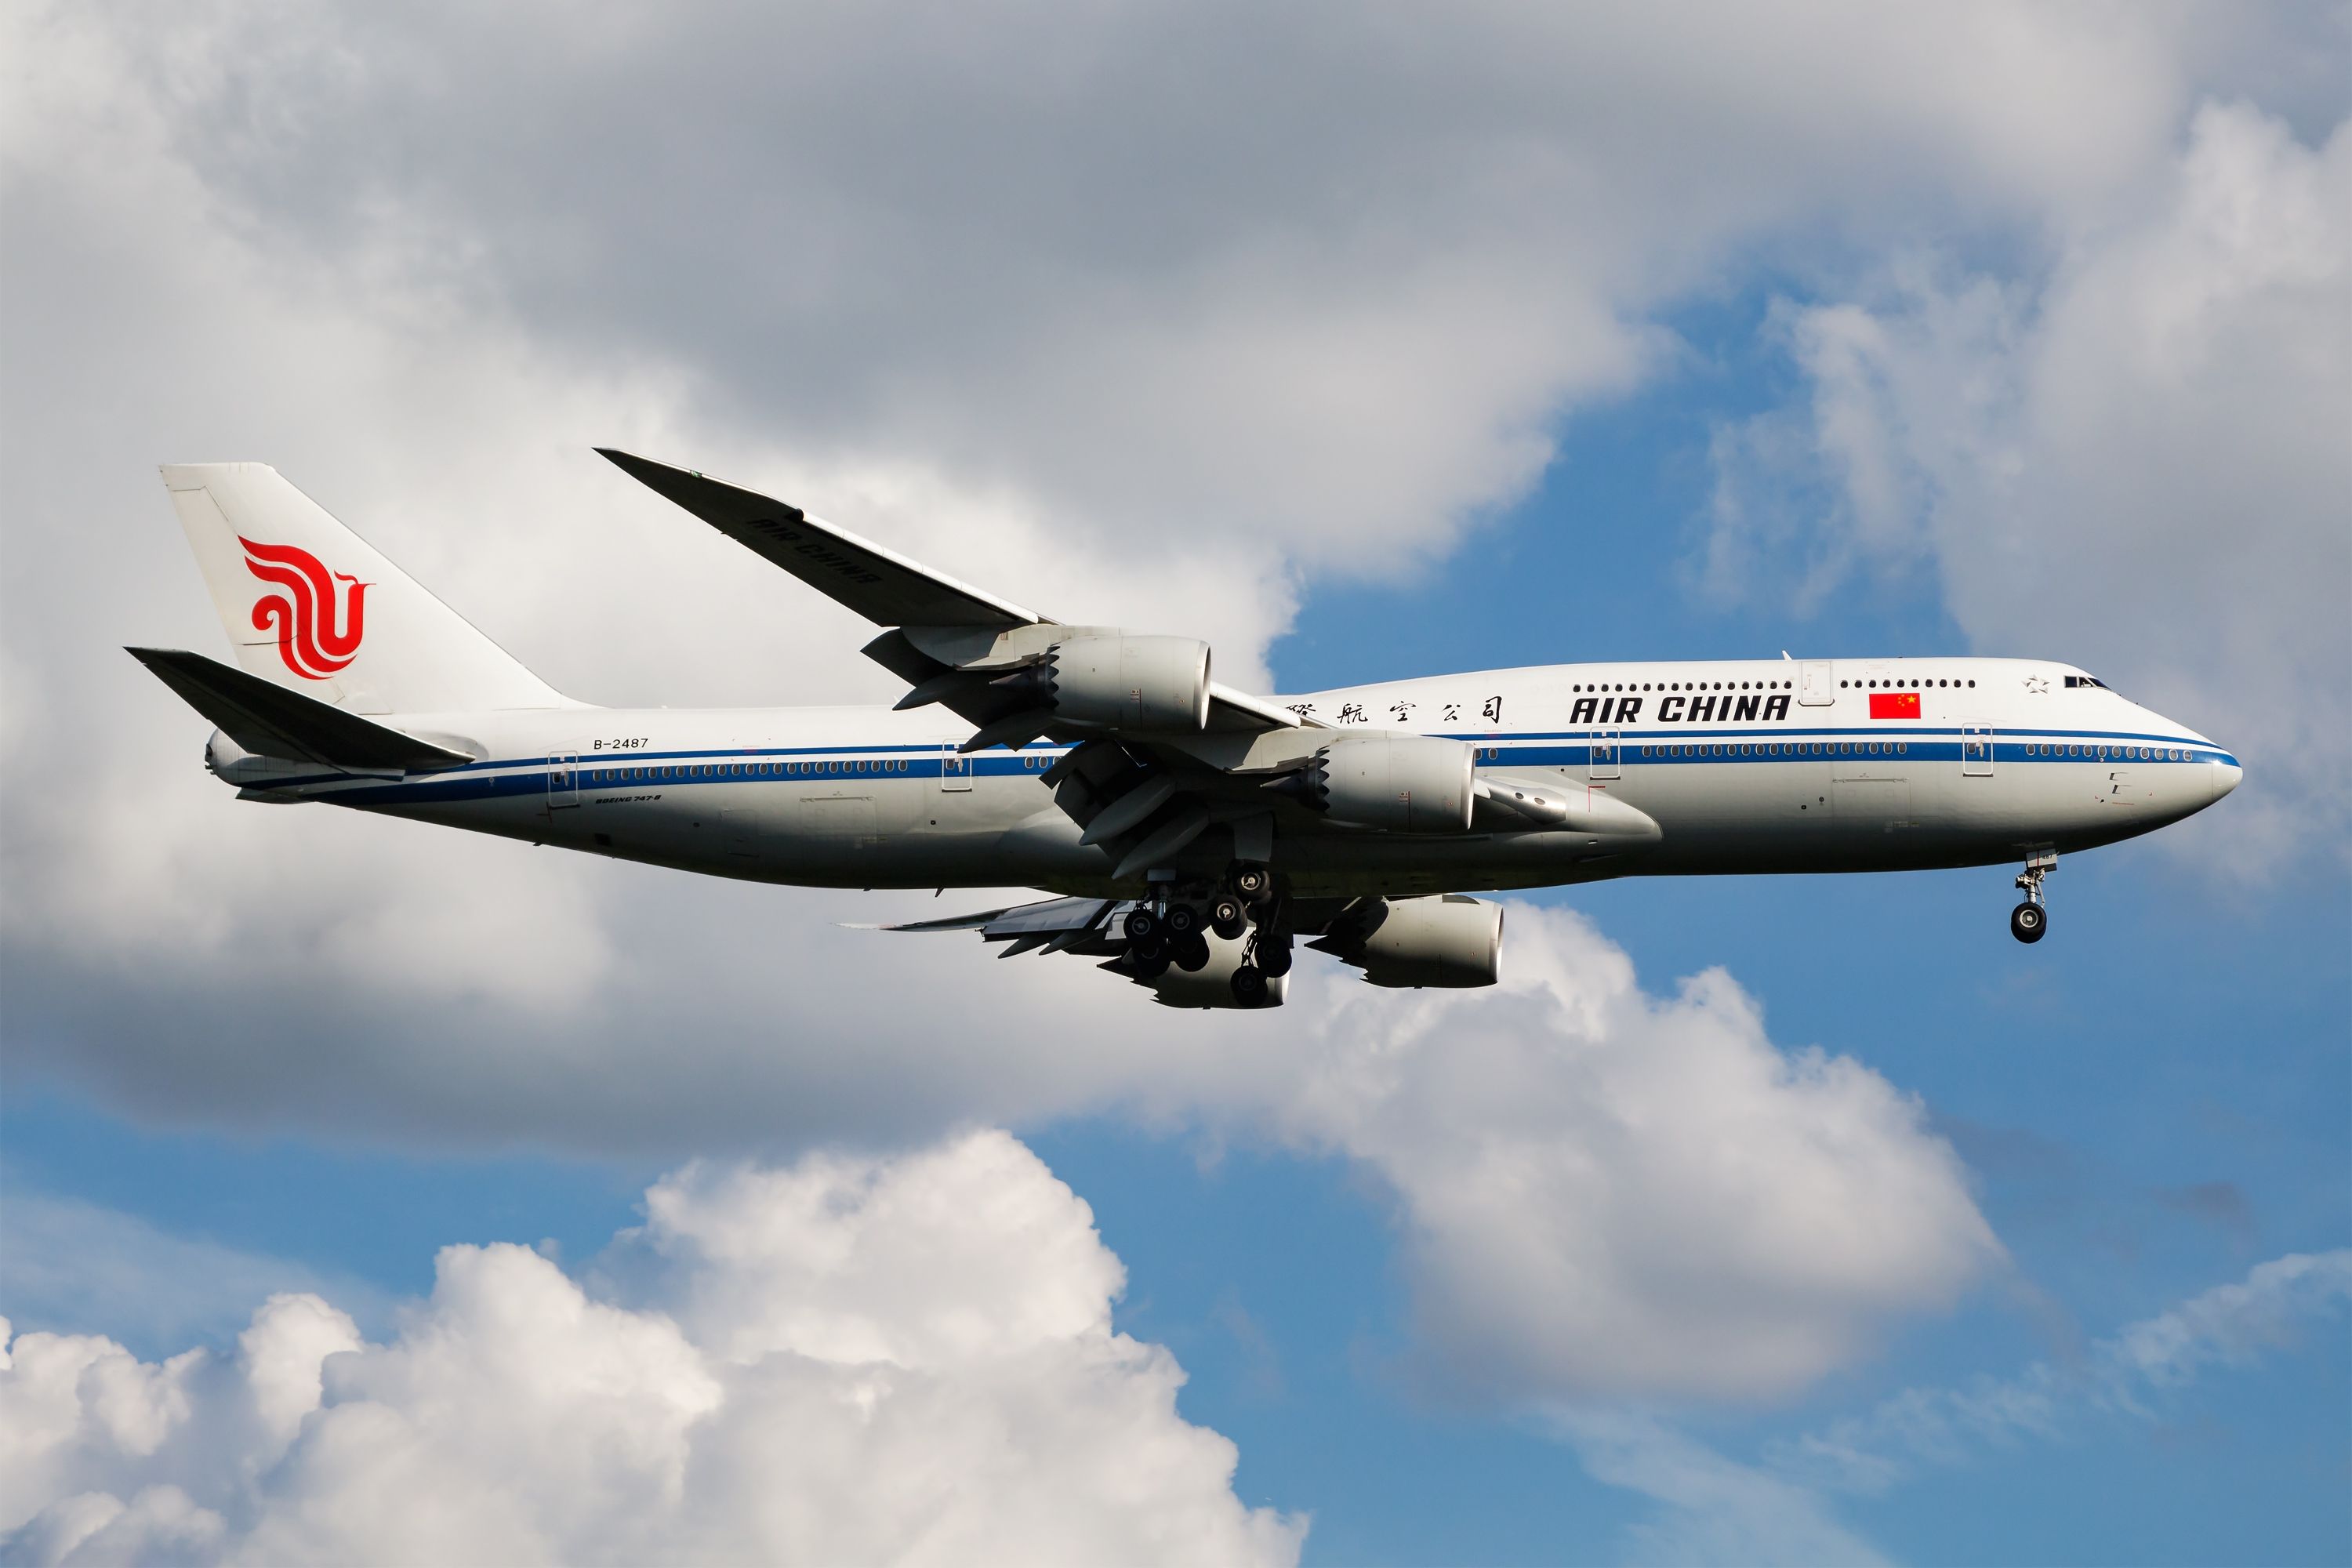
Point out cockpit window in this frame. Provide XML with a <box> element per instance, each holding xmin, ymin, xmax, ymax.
<box><xmin>2063</xmin><ymin>675</ymin><xmax>2112</xmax><ymax>690</ymax></box>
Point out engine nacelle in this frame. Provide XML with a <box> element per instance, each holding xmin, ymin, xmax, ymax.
<box><xmin>1147</xmin><ymin>929</ymin><xmax>1290</xmax><ymax>1008</ymax></box>
<box><xmin>1032</xmin><ymin>634</ymin><xmax>1212</xmax><ymax>731</ymax></box>
<box><xmin>1284</xmin><ymin>735</ymin><xmax>1475</xmax><ymax>833</ymax></box>
<box><xmin>1338</xmin><ymin>895</ymin><xmax>1503</xmax><ymax>989</ymax></box>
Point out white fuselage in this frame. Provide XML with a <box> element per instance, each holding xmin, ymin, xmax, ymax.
<box><xmin>212</xmin><ymin>656</ymin><xmax>2241</xmax><ymax>898</ymax></box>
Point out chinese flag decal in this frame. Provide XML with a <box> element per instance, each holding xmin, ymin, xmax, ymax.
<box><xmin>1868</xmin><ymin>691</ymin><xmax>1921</xmax><ymax>719</ymax></box>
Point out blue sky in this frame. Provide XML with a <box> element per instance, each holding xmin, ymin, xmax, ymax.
<box><xmin>2</xmin><ymin>6</ymin><xmax>2347</xmax><ymax>1563</ymax></box>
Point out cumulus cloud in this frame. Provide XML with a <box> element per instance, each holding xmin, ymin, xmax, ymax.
<box><xmin>1254</xmin><ymin>905</ymin><xmax>2002</xmax><ymax>1403</ymax></box>
<box><xmin>1704</xmin><ymin>103</ymin><xmax>2352</xmax><ymax>869</ymax></box>
<box><xmin>4</xmin><ymin>898</ymin><xmax>2002</xmax><ymax>1409</ymax></box>
<box><xmin>0</xmin><ymin>1132</ymin><xmax>1304</xmax><ymax>1567</ymax></box>
<box><xmin>37</xmin><ymin>0</ymin><xmax>2271</xmax><ymax>572</ymax></box>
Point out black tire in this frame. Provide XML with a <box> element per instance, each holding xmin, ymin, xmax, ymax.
<box><xmin>1231</xmin><ymin>863</ymin><xmax>1270</xmax><ymax>899</ymax></box>
<box><xmin>1123</xmin><ymin>908</ymin><xmax>1160</xmax><ymax>942</ymax></box>
<box><xmin>1165</xmin><ymin>902</ymin><xmax>1201</xmax><ymax>937</ymax></box>
<box><xmin>1229</xmin><ymin>964</ymin><xmax>1269</xmax><ymax>1007</ymax></box>
<box><xmin>1130</xmin><ymin>946</ymin><xmax>1172</xmax><ymax>980</ymax></box>
<box><xmin>2009</xmin><ymin>902</ymin><xmax>2047</xmax><ymax>944</ymax></box>
<box><xmin>1131</xmin><ymin>932</ymin><xmax>1170</xmax><ymax>964</ymax></box>
<box><xmin>1258</xmin><ymin>939</ymin><xmax>1293</xmax><ymax>978</ymax></box>
<box><xmin>1174</xmin><ymin>931</ymin><xmax>1211</xmax><ymax>971</ymax></box>
<box><xmin>1208</xmin><ymin>895</ymin><xmax>1246</xmax><ymax>932</ymax></box>
<box><xmin>1211</xmin><ymin>911</ymin><xmax>1249</xmax><ymax>942</ymax></box>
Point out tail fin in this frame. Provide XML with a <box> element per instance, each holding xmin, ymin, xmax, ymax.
<box><xmin>160</xmin><ymin>463</ymin><xmax>569</xmax><ymax>714</ymax></box>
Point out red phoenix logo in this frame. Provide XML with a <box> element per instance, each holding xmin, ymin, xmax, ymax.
<box><xmin>241</xmin><ymin>536</ymin><xmax>370</xmax><ymax>679</ymax></box>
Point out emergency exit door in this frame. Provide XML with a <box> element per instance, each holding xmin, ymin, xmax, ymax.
<box><xmin>547</xmin><ymin>752</ymin><xmax>580</xmax><ymax>809</ymax></box>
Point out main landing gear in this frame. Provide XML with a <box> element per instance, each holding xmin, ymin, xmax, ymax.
<box><xmin>1120</xmin><ymin>862</ymin><xmax>1287</xmax><ymax>1005</ymax></box>
<box><xmin>2009</xmin><ymin>850</ymin><xmax>2056</xmax><ymax>944</ymax></box>
<box><xmin>1228</xmin><ymin>862</ymin><xmax>1288</xmax><ymax>1007</ymax></box>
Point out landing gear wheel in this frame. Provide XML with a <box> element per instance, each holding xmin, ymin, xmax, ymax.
<box><xmin>1164</xmin><ymin>902</ymin><xmax>1201</xmax><ymax>937</ymax></box>
<box><xmin>1208</xmin><ymin>895</ymin><xmax>1247</xmax><ymax>940</ymax></box>
<box><xmin>1130</xmin><ymin>946</ymin><xmax>1173</xmax><ymax>980</ymax></box>
<box><xmin>2010</xmin><ymin>851</ymin><xmax>2056</xmax><ymax>945</ymax></box>
<box><xmin>1173</xmin><ymin>931</ymin><xmax>1211</xmax><ymax>971</ymax></box>
<box><xmin>1123</xmin><ymin>908</ymin><xmax>1160</xmax><ymax>943</ymax></box>
<box><xmin>1256</xmin><ymin>938</ymin><xmax>1293</xmax><ymax>978</ymax></box>
<box><xmin>1229</xmin><ymin>964</ymin><xmax>1269</xmax><ymax>1008</ymax></box>
<box><xmin>1230</xmin><ymin>863</ymin><xmax>1271</xmax><ymax>900</ymax></box>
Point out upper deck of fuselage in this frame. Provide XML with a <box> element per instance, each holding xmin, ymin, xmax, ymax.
<box><xmin>1282</xmin><ymin>656</ymin><xmax>2219</xmax><ymax>750</ymax></box>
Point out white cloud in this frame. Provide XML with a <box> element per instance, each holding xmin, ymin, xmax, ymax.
<box><xmin>1542</xmin><ymin>1248</ymin><xmax>2352</xmax><ymax>1563</ymax></box>
<box><xmin>1549</xmin><ymin>1409</ymin><xmax>1890</xmax><ymax>1568</ymax></box>
<box><xmin>0</xmin><ymin>1132</ymin><xmax>1305</xmax><ymax>1566</ymax></box>
<box><xmin>1251</xmin><ymin>905</ymin><xmax>2002</xmax><ymax>1403</ymax></box>
<box><xmin>1704</xmin><ymin>103</ymin><xmax>2352</xmax><ymax>870</ymax></box>
<box><xmin>1780</xmin><ymin>1247</ymin><xmax>2352</xmax><ymax>1493</ymax></box>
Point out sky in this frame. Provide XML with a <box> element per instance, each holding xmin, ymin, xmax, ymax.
<box><xmin>1</xmin><ymin>2</ymin><xmax>2347</xmax><ymax>1563</ymax></box>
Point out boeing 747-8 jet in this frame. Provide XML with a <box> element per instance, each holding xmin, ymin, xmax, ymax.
<box><xmin>132</xmin><ymin>455</ymin><xmax>2241</xmax><ymax>1008</ymax></box>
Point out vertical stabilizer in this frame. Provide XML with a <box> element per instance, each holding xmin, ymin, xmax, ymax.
<box><xmin>160</xmin><ymin>463</ymin><xmax>568</xmax><ymax>714</ymax></box>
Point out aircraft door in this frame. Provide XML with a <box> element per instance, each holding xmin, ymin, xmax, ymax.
<box><xmin>548</xmin><ymin>751</ymin><xmax>580</xmax><ymax>809</ymax></box>
<box><xmin>1588</xmin><ymin>729</ymin><xmax>1621</xmax><ymax>781</ymax></box>
<box><xmin>938</xmin><ymin>744</ymin><xmax>973</xmax><ymax>792</ymax></box>
<box><xmin>1962</xmin><ymin>727</ymin><xmax>1994</xmax><ymax>776</ymax></box>
<box><xmin>1799</xmin><ymin>660</ymin><xmax>1835</xmax><ymax>706</ymax></box>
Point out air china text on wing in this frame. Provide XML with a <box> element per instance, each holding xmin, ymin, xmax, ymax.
<box><xmin>131</xmin><ymin>456</ymin><xmax>2241</xmax><ymax>1009</ymax></box>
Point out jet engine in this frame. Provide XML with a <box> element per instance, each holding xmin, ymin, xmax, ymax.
<box><xmin>993</xmin><ymin>634</ymin><xmax>1213</xmax><ymax>731</ymax></box>
<box><xmin>1315</xmin><ymin>894</ymin><xmax>1503</xmax><ymax>988</ymax></box>
<box><xmin>1272</xmin><ymin>735</ymin><xmax>1475</xmax><ymax>832</ymax></box>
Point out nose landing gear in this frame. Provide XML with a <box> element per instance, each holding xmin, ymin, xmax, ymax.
<box><xmin>2010</xmin><ymin>850</ymin><xmax>2056</xmax><ymax>944</ymax></box>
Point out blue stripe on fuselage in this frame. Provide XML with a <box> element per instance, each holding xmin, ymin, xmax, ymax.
<box><xmin>256</xmin><ymin>724</ymin><xmax>2238</xmax><ymax>805</ymax></box>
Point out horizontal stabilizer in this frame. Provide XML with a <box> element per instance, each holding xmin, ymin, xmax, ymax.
<box><xmin>127</xmin><ymin>648</ymin><xmax>471</xmax><ymax>771</ymax></box>
<box><xmin>597</xmin><ymin>449</ymin><xmax>1046</xmax><ymax>630</ymax></box>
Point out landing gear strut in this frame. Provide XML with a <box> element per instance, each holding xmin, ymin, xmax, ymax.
<box><xmin>1229</xmin><ymin>873</ymin><xmax>1290</xmax><ymax>1004</ymax></box>
<box><xmin>2010</xmin><ymin>851</ymin><xmax>2056</xmax><ymax>944</ymax></box>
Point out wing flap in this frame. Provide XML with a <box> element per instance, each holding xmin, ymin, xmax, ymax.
<box><xmin>865</xmin><ymin>895</ymin><xmax>1115</xmax><ymax>942</ymax></box>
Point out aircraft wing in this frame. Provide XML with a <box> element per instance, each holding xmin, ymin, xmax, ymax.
<box><xmin>607</xmin><ymin>452</ymin><xmax>1592</xmax><ymax>886</ymax></box>
<box><xmin>598</xmin><ymin>448</ymin><xmax>1303</xmax><ymax>743</ymax></box>
<box><xmin>597</xmin><ymin>449</ymin><xmax>1047</xmax><ymax>630</ymax></box>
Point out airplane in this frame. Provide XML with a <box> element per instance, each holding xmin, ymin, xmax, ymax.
<box><xmin>129</xmin><ymin>455</ymin><xmax>2242</xmax><ymax>1009</ymax></box>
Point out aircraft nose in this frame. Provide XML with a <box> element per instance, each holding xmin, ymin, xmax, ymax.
<box><xmin>2209</xmin><ymin>756</ymin><xmax>2242</xmax><ymax>804</ymax></box>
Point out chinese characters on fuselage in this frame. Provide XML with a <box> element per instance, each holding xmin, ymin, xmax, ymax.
<box><xmin>1285</xmin><ymin>695</ymin><xmax>1507</xmax><ymax>727</ymax></box>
